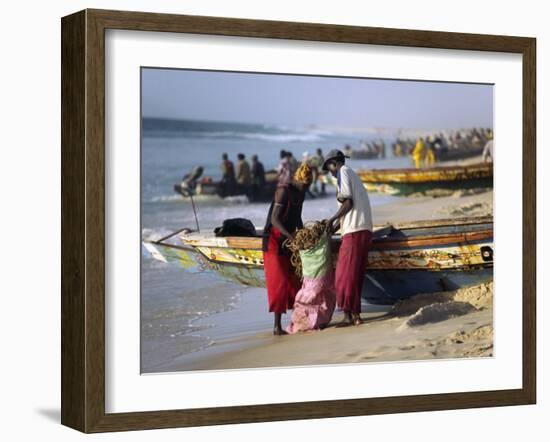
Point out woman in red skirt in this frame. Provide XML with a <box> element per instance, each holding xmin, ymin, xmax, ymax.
<box><xmin>262</xmin><ymin>163</ymin><xmax>313</xmax><ymax>335</ymax></box>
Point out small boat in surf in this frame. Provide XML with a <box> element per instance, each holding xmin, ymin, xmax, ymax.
<box><xmin>143</xmin><ymin>216</ymin><xmax>494</xmax><ymax>305</ymax></box>
<box><xmin>174</xmin><ymin>170</ymin><xmax>280</xmax><ymax>202</ymax></box>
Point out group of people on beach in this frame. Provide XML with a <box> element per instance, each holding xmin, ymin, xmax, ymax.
<box><xmin>392</xmin><ymin>127</ymin><xmax>494</xmax><ymax>168</ymax></box>
<box><xmin>216</xmin><ymin>148</ymin><xmax>328</xmax><ymax>200</ymax></box>
<box><xmin>410</xmin><ymin>136</ymin><xmax>439</xmax><ymax>169</ymax></box>
<box><xmin>262</xmin><ymin>149</ymin><xmax>373</xmax><ymax>335</ymax></box>
<box><xmin>219</xmin><ymin>152</ymin><xmax>266</xmax><ymax>192</ymax></box>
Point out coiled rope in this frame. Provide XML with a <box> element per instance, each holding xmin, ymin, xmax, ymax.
<box><xmin>283</xmin><ymin>220</ymin><xmax>328</xmax><ymax>279</ymax></box>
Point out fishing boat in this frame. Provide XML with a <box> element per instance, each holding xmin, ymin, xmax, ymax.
<box><xmin>357</xmin><ymin>163</ymin><xmax>493</xmax><ymax>196</ymax></box>
<box><xmin>345</xmin><ymin>142</ymin><xmax>386</xmax><ymax>160</ymax></box>
<box><xmin>174</xmin><ymin>170</ymin><xmax>279</xmax><ymax>202</ymax></box>
<box><xmin>142</xmin><ymin>216</ymin><xmax>494</xmax><ymax>305</ymax></box>
<box><xmin>348</xmin><ymin>149</ymin><xmax>382</xmax><ymax>160</ymax></box>
<box><xmin>435</xmin><ymin>145</ymin><xmax>485</xmax><ymax>162</ymax></box>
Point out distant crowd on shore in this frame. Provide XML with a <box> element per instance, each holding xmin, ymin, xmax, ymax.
<box><xmin>179</xmin><ymin>127</ymin><xmax>494</xmax><ymax>192</ymax></box>
<box><xmin>392</xmin><ymin>127</ymin><xmax>493</xmax><ymax>161</ymax></box>
<box><xmin>318</xmin><ymin>127</ymin><xmax>494</xmax><ymax>168</ymax></box>
<box><xmin>345</xmin><ymin>127</ymin><xmax>493</xmax><ymax>168</ymax></box>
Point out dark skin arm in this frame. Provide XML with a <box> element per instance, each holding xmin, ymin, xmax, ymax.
<box><xmin>326</xmin><ymin>197</ymin><xmax>353</xmax><ymax>233</ymax></box>
<box><xmin>297</xmin><ymin>201</ymin><xmax>304</xmax><ymax>230</ymax></box>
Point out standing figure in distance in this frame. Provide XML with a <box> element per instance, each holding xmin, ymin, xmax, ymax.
<box><xmin>424</xmin><ymin>136</ymin><xmax>436</xmax><ymax>167</ymax></box>
<box><xmin>236</xmin><ymin>153</ymin><xmax>252</xmax><ymax>188</ymax></box>
<box><xmin>250</xmin><ymin>154</ymin><xmax>266</xmax><ymax>200</ymax></box>
<box><xmin>482</xmin><ymin>134</ymin><xmax>494</xmax><ymax>163</ymax></box>
<box><xmin>219</xmin><ymin>153</ymin><xmax>236</xmax><ymax>196</ymax></box>
<box><xmin>412</xmin><ymin>137</ymin><xmax>426</xmax><ymax>169</ymax></box>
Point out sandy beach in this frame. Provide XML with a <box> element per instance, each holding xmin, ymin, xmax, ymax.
<box><xmin>150</xmin><ymin>183</ymin><xmax>494</xmax><ymax>373</ymax></box>
<box><xmin>161</xmin><ymin>281</ymin><xmax>493</xmax><ymax>372</ymax></box>
<box><xmin>373</xmin><ymin>187</ymin><xmax>493</xmax><ymax>224</ymax></box>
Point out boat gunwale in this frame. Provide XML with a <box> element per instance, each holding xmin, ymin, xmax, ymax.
<box><xmin>360</xmin><ymin>177</ymin><xmax>493</xmax><ymax>186</ymax></box>
<box><xmin>145</xmin><ymin>240</ymin><xmax>494</xmax><ymax>272</ymax></box>
<box><xmin>180</xmin><ymin>229</ymin><xmax>493</xmax><ymax>250</ymax></box>
<box><xmin>371</xmin><ymin>229</ymin><xmax>492</xmax><ymax>249</ymax></box>
<box><xmin>356</xmin><ymin>162</ymin><xmax>492</xmax><ymax>176</ymax></box>
<box><xmin>143</xmin><ymin>216</ymin><xmax>494</xmax><ymax>268</ymax></box>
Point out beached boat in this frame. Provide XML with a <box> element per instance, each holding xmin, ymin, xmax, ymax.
<box><xmin>357</xmin><ymin>163</ymin><xmax>493</xmax><ymax>196</ymax></box>
<box><xmin>143</xmin><ymin>216</ymin><xmax>493</xmax><ymax>305</ymax></box>
<box><xmin>348</xmin><ymin>149</ymin><xmax>381</xmax><ymax>160</ymax></box>
<box><xmin>345</xmin><ymin>142</ymin><xmax>386</xmax><ymax>160</ymax></box>
<box><xmin>435</xmin><ymin>145</ymin><xmax>484</xmax><ymax>162</ymax></box>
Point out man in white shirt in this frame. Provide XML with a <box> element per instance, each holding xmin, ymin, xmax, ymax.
<box><xmin>482</xmin><ymin>138</ymin><xmax>494</xmax><ymax>163</ymax></box>
<box><xmin>323</xmin><ymin>150</ymin><xmax>373</xmax><ymax>327</ymax></box>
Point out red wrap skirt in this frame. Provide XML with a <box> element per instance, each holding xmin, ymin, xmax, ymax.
<box><xmin>263</xmin><ymin>227</ymin><xmax>300</xmax><ymax>314</ymax></box>
<box><xmin>335</xmin><ymin>229</ymin><xmax>373</xmax><ymax>314</ymax></box>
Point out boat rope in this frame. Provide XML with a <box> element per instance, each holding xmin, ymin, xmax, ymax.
<box><xmin>283</xmin><ymin>220</ymin><xmax>328</xmax><ymax>279</ymax></box>
<box><xmin>189</xmin><ymin>192</ymin><xmax>201</xmax><ymax>233</ymax></box>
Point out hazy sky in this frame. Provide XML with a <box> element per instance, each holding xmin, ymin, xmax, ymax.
<box><xmin>142</xmin><ymin>68</ymin><xmax>493</xmax><ymax>129</ymax></box>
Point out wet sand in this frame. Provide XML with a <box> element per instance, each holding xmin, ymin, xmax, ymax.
<box><xmin>163</xmin><ymin>282</ymin><xmax>493</xmax><ymax>372</ymax></box>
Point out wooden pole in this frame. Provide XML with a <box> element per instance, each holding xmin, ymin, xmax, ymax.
<box><xmin>189</xmin><ymin>192</ymin><xmax>200</xmax><ymax>233</ymax></box>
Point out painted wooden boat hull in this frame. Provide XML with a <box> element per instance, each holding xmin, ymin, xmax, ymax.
<box><xmin>358</xmin><ymin>163</ymin><xmax>493</xmax><ymax>196</ymax></box>
<box><xmin>363</xmin><ymin>268</ymin><xmax>493</xmax><ymax>304</ymax></box>
<box><xmin>349</xmin><ymin>150</ymin><xmax>382</xmax><ymax>160</ymax></box>
<box><xmin>363</xmin><ymin>178</ymin><xmax>493</xmax><ymax>196</ymax></box>
<box><xmin>435</xmin><ymin>146</ymin><xmax>484</xmax><ymax>162</ymax></box>
<box><xmin>174</xmin><ymin>181</ymin><xmax>278</xmax><ymax>202</ymax></box>
<box><xmin>143</xmin><ymin>217</ymin><xmax>494</xmax><ymax>304</ymax></box>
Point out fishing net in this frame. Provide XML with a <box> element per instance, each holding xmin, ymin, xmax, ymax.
<box><xmin>284</xmin><ymin>220</ymin><xmax>336</xmax><ymax>334</ymax></box>
<box><xmin>284</xmin><ymin>221</ymin><xmax>332</xmax><ymax>280</ymax></box>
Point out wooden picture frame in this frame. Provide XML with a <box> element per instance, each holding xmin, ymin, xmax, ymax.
<box><xmin>61</xmin><ymin>8</ymin><xmax>536</xmax><ymax>433</ymax></box>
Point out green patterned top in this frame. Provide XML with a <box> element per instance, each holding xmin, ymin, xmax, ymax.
<box><xmin>299</xmin><ymin>234</ymin><xmax>332</xmax><ymax>279</ymax></box>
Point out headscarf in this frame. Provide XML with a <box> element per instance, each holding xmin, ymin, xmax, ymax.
<box><xmin>294</xmin><ymin>162</ymin><xmax>313</xmax><ymax>185</ymax></box>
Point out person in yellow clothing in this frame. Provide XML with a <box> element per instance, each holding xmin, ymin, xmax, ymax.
<box><xmin>412</xmin><ymin>137</ymin><xmax>425</xmax><ymax>169</ymax></box>
<box><xmin>424</xmin><ymin>136</ymin><xmax>436</xmax><ymax>167</ymax></box>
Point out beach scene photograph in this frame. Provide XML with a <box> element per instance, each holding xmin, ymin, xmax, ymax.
<box><xmin>141</xmin><ymin>68</ymin><xmax>494</xmax><ymax>374</ymax></box>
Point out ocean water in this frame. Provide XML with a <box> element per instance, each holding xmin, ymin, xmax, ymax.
<box><xmin>140</xmin><ymin>118</ymin><xmax>407</xmax><ymax>373</ymax></box>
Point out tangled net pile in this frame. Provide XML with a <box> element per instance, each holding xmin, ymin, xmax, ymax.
<box><xmin>283</xmin><ymin>220</ymin><xmax>327</xmax><ymax>279</ymax></box>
